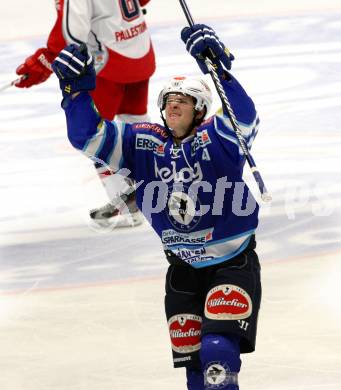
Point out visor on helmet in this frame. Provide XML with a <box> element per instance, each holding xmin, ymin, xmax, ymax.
<box><xmin>157</xmin><ymin>76</ymin><xmax>213</xmax><ymax>115</ymax></box>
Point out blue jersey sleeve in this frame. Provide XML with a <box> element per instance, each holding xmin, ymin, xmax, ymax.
<box><xmin>214</xmin><ymin>74</ymin><xmax>260</xmax><ymax>153</ymax></box>
<box><xmin>64</xmin><ymin>92</ymin><xmax>135</xmax><ymax>175</ymax></box>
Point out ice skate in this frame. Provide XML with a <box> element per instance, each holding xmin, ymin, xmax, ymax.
<box><xmin>89</xmin><ymin>191</ymin><xmax>143</xmax><ymax>230</ymax></box>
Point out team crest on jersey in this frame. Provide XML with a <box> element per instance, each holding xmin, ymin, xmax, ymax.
<box><xmin>168</xmin><ymin>314</ymin><xmax>202</xmax><ymax>354</ymax></box>
<box><xmin>167</xmin><ymin>184</ymin><xmax>201</xmax><ymax>231</ymax></box>
<box><xmin>204</xmin><ymin>362</ymin><xmax>232</xmax><ymax>388</ymax></box>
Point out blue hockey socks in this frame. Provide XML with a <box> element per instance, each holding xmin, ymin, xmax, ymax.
<box><xmin>186</xmin><ymin>367</ymin><xmax>204</xmax><ymax>390</ymax></box>
<box><xmin>200</xmin><ymin>333</ymin><xmax>241</xmax><ymax>389</ymax></box>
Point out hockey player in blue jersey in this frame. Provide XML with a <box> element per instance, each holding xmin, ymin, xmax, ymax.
<box><xmin>52</xmin><ymin>23</ymin><xmax>262</xmax><ymax>390</ymax></box>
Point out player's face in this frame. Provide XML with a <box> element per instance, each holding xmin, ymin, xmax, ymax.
<box><xmin>165</xmin><ymin>94</ymin><xmax>196</xmax><ymax>139</ymax></box>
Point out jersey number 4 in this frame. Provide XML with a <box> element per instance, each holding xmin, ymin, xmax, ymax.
<box><xmin>119</xmin><ymin>0</ymin><xmax>140</xmax><ymax>21</ymax></box>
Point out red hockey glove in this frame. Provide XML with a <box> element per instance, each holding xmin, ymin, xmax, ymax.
<box><xmin>15</xmin><ymin>48</ymin><xmax>55</xmax><ymax>88</ymax></box>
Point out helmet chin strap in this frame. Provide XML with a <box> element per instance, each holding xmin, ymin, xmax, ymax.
<box><xmin>160</xmin><ymin>109</ymin><xmax>171</xmax><ymax>133</ymax></box>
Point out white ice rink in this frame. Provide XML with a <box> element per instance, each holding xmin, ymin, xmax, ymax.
<box><xmin>1</xmin><ymin>1</ymin><xmax>341</xmax><ymax>389</ymax></box>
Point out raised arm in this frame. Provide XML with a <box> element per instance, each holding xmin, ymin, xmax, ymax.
<box><xmin>51</xmin><ymin>44</ymin><xmax>130</xmax><ymax>173</ymax></box>
<box><xmin>181</xmin><ymin>23</ymin><xmax>270</xmax><ymax>200</ymax></box>
<box><xmin>181</xmin><ymin>24</ymin><xmax>258</xmax><ymax>144</ymax></box>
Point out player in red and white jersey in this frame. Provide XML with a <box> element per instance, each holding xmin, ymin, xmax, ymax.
<box><xmin>15</xmin><ymin>0</ymin><xmax>156</xmax><ymax>229</ymax></box>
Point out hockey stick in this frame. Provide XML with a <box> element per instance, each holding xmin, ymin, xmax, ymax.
<box><xmin>0</xmin><ymin>75</ymin><xmax>27</xmax><ymax>92</ymax></box>
<box><xmin>179</xmin><ymin>0</ymin><xmax>271</xmax><ymax>202</ymax></box>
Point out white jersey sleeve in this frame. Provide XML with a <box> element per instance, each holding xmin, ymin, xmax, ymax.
<box><xmin>48</xmin><ymin>0</ymin><xmax>155</xmax><ymax>82</ymax></box>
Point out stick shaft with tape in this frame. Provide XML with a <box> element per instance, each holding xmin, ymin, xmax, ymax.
<box><xmin>179</xmin><ymin>0</ymin><xmax>271</xmax><ymax>202</ymax></box>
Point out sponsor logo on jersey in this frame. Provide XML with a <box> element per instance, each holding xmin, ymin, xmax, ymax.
<box><xmin>161</xmin><ymin>228</ymin><xmax>213</xmax><ymax>246</ymax></box>
<box><xmin>133</xmin><ymin>123</ymin><xmax>168</xmax><ymax>138</ymax></box>
<box><xmin>191</xmin><ymin>129</ymin><xmax>211</xmax><ymax>156</ymax></box>
<box><xmin>154</xmin><ymin>160</ymin><xmax>203</xmax><ymax>183</ymax></box>
<box><xmin>205</xmin><ymin>284</ymin><xmax>252</xmax><ymax>320</ymax></box>
<box><xmin>92</xmin><ymin>49</ymin><xmax>108</xmax><ymax>72</ymax></box>
<box><xmin>171</xmin><ymin>247</ymin><xmax>214</xmax><ymax>265</ymax></box>
<box><xmin>191</xmin><ymin>130</ymin><xmax>212</xmax><ymax>161</ymax></box>
<box><xmin>115</xmin><ymin>21</ymin><xmax>147</xmax><ymax>41</ymax></box>
<box><xmin>155</xmin><ymin>143</ymin><xmax>165</xmax><ymax>156</ymax></box>
<box><xmin>168</xmin><ymin>314</ymin><xmax>202</xmax><ymax>354</ymax></box>
<box><xmin>174</xmin><ymin>246</ymin><xmax>206</xmax><ymax>260</ymax></box>
<box><xmin>136</xmin><ymin>134</ymin><xmax>165</xmax><ymax>156</ymax></box>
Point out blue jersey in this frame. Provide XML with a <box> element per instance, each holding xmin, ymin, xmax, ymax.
<box><xmin>64</xmin><ymin>75</ymin><xmax>260</xmax><ymax>268</ymax></box>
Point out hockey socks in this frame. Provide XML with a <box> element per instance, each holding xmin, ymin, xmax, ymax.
<box><xmin>186</xmin><ymin>334</ymin><xmax>241</xmax><ymax>390</ymax></box>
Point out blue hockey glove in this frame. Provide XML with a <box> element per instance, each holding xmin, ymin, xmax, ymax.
<box><xmin>52</xmin><ymin>43</ymin><xmax>96</xmax><ymax>98</ymax></box>
<box><xmin>181</xmin><ymin>24</ymin><xmax>234</xmax><ymax>75</ymax></box>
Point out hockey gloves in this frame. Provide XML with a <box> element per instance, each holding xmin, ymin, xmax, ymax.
<box><xmin>15</xmin><ymin>48</ymin><xmax>54</xmax><ymax>88</ymax></box>
<box><xmin>181</xmin><ymin>24</ymin><xmax>234</xmax><ymax>76</ymax></box>
<box><xmin>52</xmin><ymin>43</ymin><xmax>96</xmax><ymax>98</ymax></box>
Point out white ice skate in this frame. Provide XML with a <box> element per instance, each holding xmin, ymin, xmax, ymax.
<box><xmin>89</xmin><ymin>191</ymin><xmax>143</xmax><ymax>231</ymax></box>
